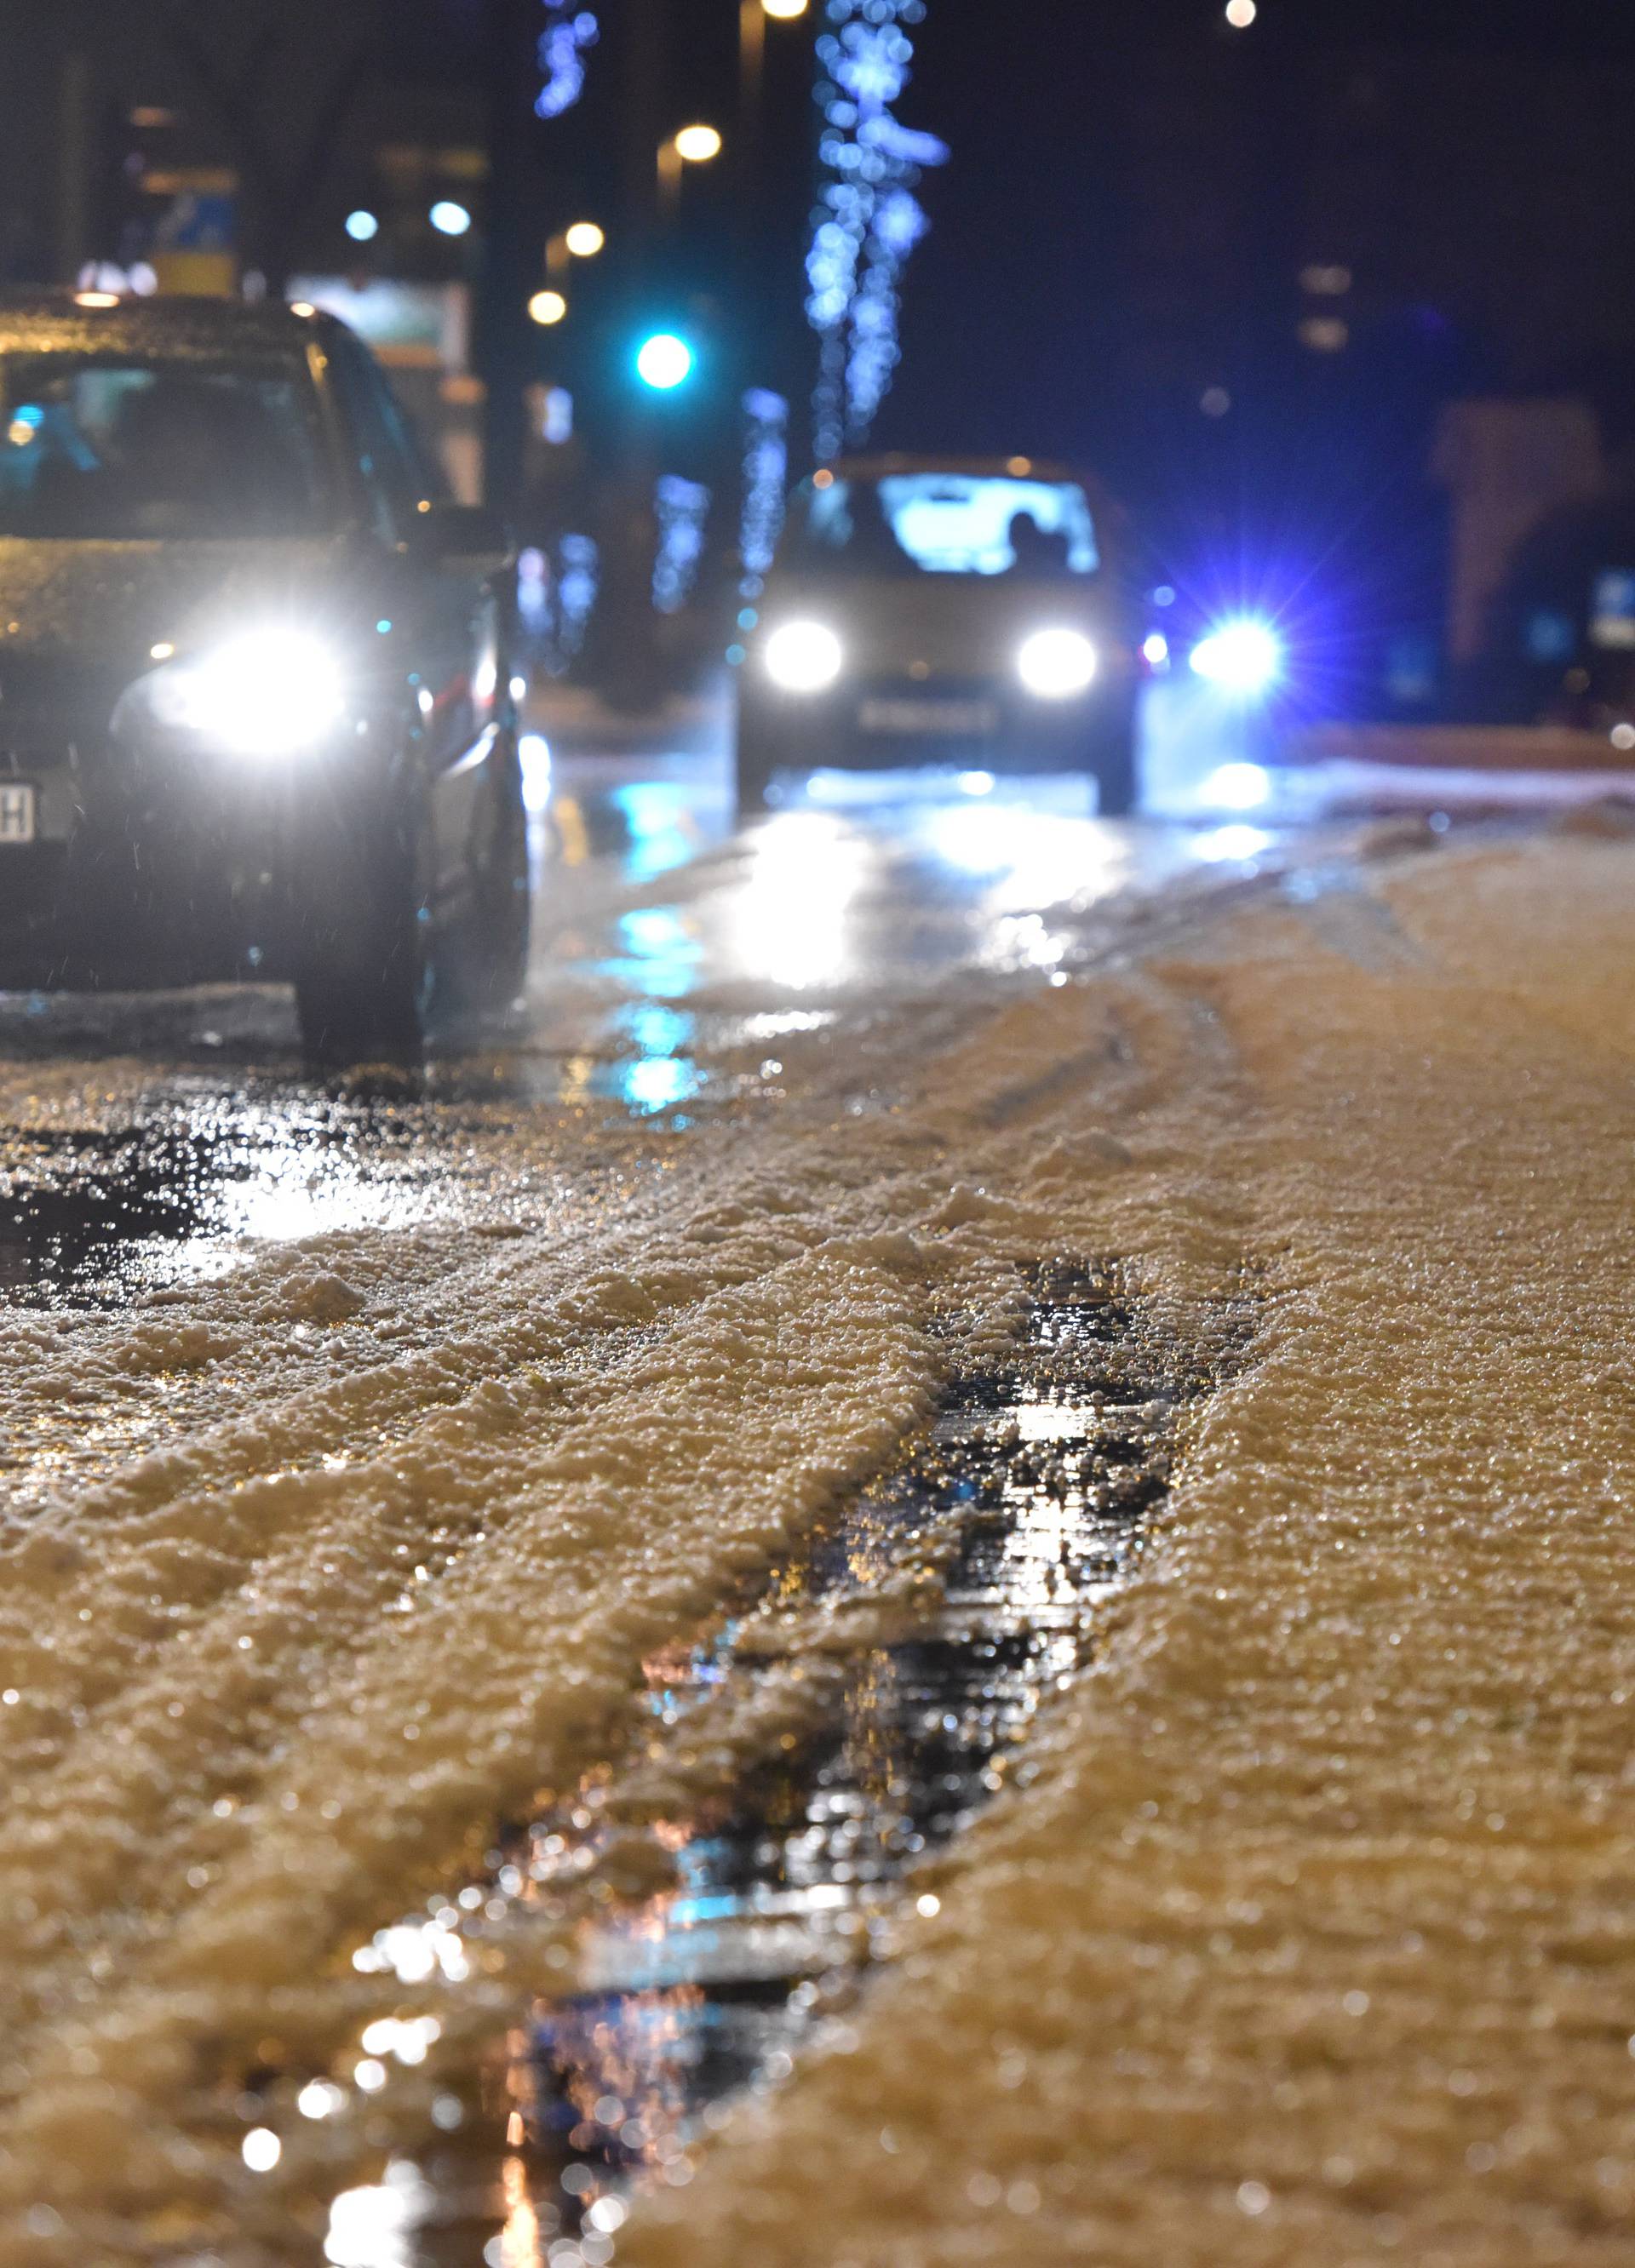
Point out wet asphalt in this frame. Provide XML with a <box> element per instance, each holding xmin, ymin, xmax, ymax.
<box><xmin>3</xmin><ymin>690</ymin><xmax>1626</xmax><ymax>2263</ymax></box>
<box><xmin>0</xmin><ymin>687</ymin><xmax>1266</xmax><ymax>1308</ymax></box>
<box><xmin>0</xmin><ymin>673</ymin><xmax>1510</xmax><ymax>1309</ymax></box>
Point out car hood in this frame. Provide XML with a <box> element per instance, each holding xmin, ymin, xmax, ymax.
<box><xmin>0</xmin><ymin>536</ymin><xmax>358</xmax><ymax>680</ymax></box>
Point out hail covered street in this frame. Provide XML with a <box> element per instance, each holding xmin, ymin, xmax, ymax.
<box><xmin>5</xmin><ymin>696</ymin><xmax>1635</xmax><ymax>2268</ymax></box>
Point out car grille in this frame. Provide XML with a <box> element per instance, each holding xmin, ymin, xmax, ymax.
<box><xmin>0</xmin><ymin>653</ymin><xmax>125</xmax><ymax>747</ymax></box>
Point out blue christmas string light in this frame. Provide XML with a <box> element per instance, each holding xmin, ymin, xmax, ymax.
<box><xmin>806</xmin><ymin>0</ymin><xmax>946</xmax><ymax>460</ymax></box>
<box><xmin>536</xmin><ymin>1</ymin><xmax>598</xmax><ymax>120</ymax></box>
<box><xmin>739</xmin><ymin>388</ymin><xmax>790</xmax><ymax>593</ymax></box>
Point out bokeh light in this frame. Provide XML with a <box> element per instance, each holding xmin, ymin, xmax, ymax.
<box><xmin>636</xmin><ymin>332</ymin><xmax>694</xmax><ymax>389</ymax></box>
<box><xmin>673</xmin><ymin>124</ymin><xmax>723</xmax><ymax>163</ymax></box>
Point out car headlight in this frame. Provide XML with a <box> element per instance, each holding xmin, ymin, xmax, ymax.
<box><xmin>1018</xmin><ymin>627</ymin><xmax>1099</xmax><ymax>699</ymax></box>
<box><xmin>117</xmin><ymin>630</ymin><xmax>347</xmax><ymax>756</ymax></box>
<box><xmin>763</xmin><ymin>620</ymin><xmax>844</xmax><ymax>694</ymax></box>
<box><xmin>1189</xmin><ymin>619</ymin><xmax>1281</xmax><ymax>695</ymax></box>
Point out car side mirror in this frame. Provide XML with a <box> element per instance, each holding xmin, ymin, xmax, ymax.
<box><xmin>412</xmin><ymin>501</ymin><xmax>513</xmax><ymax>575</ymax></box>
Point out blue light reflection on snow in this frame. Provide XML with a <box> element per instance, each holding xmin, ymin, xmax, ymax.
<box><xmin>1189</xmin><ymin>823</ymin><xmax>1273</xmax><ymax>863</ymax></box>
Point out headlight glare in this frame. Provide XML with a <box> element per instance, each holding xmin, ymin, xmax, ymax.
<box><xmin>1018</xmin><ymin>627</ymin><xmax>1099</xmax><ymax>699</ymax></box>
<box><xmin>1190</xmin><ymin>619</ymin><xmax>1281</xmax><ymax>695</ymax></box>
<box><xmin>763</xmin><ymin>620</ymin><xmax>844</xmax><ymax>694</ymax></box>
<box><xmin>138</xmin><ymin>630</ymin><xmax>347</xmax><ymax>755</ymax></box>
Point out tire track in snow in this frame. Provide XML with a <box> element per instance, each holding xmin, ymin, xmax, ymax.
<box><xmin>0</xmin><ymin>1241</ymin><xmax>944</xmax><ymax>2225</ymax></box>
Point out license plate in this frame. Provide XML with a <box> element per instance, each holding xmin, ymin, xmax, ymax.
<box><xmin>0</xmin><ymin>782</ymin><xmax>36</xmax><ymax>845</ymax></box>
<box><xmin>860</xmin><ymin>696</ymin><xmax>998</xmax><ymax>736</ymax></box>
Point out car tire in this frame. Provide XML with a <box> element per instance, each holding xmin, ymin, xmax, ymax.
<box><xmin>456</xmin><ymin>725</ymin><xmax>531</xmax><ymax>1010</ymax></box>
<box><xmin>293</xmin><ymin>769</ymin><xmax>429</xmax><ymax>1061</ymax></box>
<box><xmin>1091</xmin><ymin>718</ymin><xmax>1139</xmax><ymax>819</ymax></box>
<box><xmin>734</xmin><ymin>710</ymin><xmax>778</xmax><ymax>817</ymax></box>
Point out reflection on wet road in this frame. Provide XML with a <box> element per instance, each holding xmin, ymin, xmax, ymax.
<box><xmin>0</xmin><ymin>709</ymin><xmax>1282</xmax><ymax>1303</ymax></box>
<box><xmin>3</xmin><ymin>688</ymin><xmax>1620</xmax><ymax>1306</ymax></box>
<box><xmin>318</xmin><ymin>1266</ymin><xmax>1250</xmax><ymax>2265</ymax></box>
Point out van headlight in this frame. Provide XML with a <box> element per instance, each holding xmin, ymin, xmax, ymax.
<box><xmin>115</xmin><ymin>629</ymin><xmax>347</xmax><ymax>757</ymax></box>
<box><xmin>763</xmin><ymin>620</ymin><xmax>844</xmax><ymax>694</ymax></box>
<box><xmin>1018</xmin><ymin>627</ymin><xmax>1099</xmax><ymax>699</ymax></box>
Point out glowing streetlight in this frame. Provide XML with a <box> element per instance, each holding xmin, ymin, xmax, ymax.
<box><xmin>345</xmin><ymin>209</ymin><xmax>379</xmax><ymax>243</ymax></box>
<box><xmin>1225</xmin><ymin>0</ymin><xmax>1257</xmax><ymax>24</ymax></box>
<box><xmin>762</xmin><ymin>0</ymin><xmax>808</xmax><ymax>17</ymax></box>
<box><xmin>528</xmin><ymin>290</ymin><xmax>567</xmax><ymax>327</ymax></box>
<box><xmin>658</xmin><ymin>126</ymin><xmax>724</xmax><ymax>219</ymax></box>
<box><xmin>564</xmin><ymin>220</ymin><xmax>605</xmax><ymax>258</ymax></box>
<box><xmin>429</xmin><ymin>200</ymin><xmax>471</xmax><ymax>237</ymax></box>
<box><xmin>673</xmin><ymin>124</ymin><xmax>723</xmax><ymax>163</ymax></box>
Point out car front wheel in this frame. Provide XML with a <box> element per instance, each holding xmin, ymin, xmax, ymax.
<box><xmin>292</xmin><ymin>769</ymin><xmax>428</xmax><ymax>1060</ymax></box>
<box><xmin>452</xmin><ymin>725</ymin><xmax>531</xmax><ymax>1010</ymax></box>
<box><xmin>735</xmin><ymin>708</ymin><xmax>780</xmax><ymax>817</ymax></box>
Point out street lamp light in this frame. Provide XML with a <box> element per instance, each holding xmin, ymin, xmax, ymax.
<box><xmin>673</xmin><ymin>123</ymin><xmax>723</xmax><ymax>163</ymax></box>
<box><xmin>657</xmin><ymin>125</ymin><xmax>724</xmax><ymax>219</ymax></box>
<box><xmin>528</xmin><ymin>289</ymin><xmax>567</xmax><ymax>326</ymax></box>
<box><xmin>761</xmin><ymin>0</ymin><xmax>809</xmax><ymax>16</ymax></box>
<box><xmin>546</xmin><ymin>220</ymin><xmax>609</xmax><ymax>281</ymax></box>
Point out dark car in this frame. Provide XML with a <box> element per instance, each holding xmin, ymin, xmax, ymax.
<box><xmin>0</xmin><ymin>293</ymin><xmax>528</xmax><ymax>1053</ymax></box>
<box><xmin>734</xmin><ymin>455</ymin><xmax>1141</xmax><ymax>815</ymax></box>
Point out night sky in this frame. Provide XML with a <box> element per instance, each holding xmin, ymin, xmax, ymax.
<box><xmin>880</xmin><ymin>0</ymin><xmax>1635</xmax><ymax>463</ymax></box>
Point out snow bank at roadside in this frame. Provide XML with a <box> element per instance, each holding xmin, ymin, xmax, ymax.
<box><xmin>620</xmin><ymin>836</ymin><xmax>1635</xmax><ymax>2267</ymax></box>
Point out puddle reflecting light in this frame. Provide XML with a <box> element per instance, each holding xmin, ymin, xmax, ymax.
<box><xmin>738</xmin><ymin>813</ymin><xmax>869</xmax><ymax>989</ymax></box>
<box><xmin>1192</xmin><ymin>823</ymin><xmax>1272</xmax><ymax>863</ymax></box>
<box><xmin>1204</xmin><ymin>760</ymin><xmax>1271</xmax><ymax>811</ymax></box>
<box><xmin>243</xmin><ymin>2128</ymin><xmax>282</xmax><ymax>2172</ymax></box>
<box><xmin>324</xmin><ymin>2165</ymin><xmax>433</xmax><ymax>2268</ymax></box>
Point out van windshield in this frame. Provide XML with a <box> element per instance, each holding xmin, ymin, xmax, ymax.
<box><xmin>783</xmin><ymin>472</ymin><xmax>1100</xmax><ymax>578</ymax></box>
<box><xmin>0</xmin><ymin>356</ymin><xmax>331</xmax><ymax>540</ymax></box>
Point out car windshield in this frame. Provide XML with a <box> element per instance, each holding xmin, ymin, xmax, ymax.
<box><xmin>0</xmin><ymin>355</ymin><xmax>331</xmax><ymax>540</ymax></box>
<box><xmin>783</xmin><ymin>472</ymin><xmax>1099</xmax><ymax>578</ymax></box>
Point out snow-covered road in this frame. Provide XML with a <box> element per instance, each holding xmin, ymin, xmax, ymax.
<box><xmin>4</xmin><ymin>732</ymin><xmax>1635</xmax><ymax>2266</ymax></box>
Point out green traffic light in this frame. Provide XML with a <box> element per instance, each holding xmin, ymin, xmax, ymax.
<box><xmin>636</xmin><ymin>333</ymin><xmax>694</xmax><ymax>390</ymax></box>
